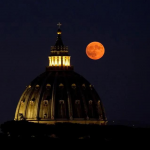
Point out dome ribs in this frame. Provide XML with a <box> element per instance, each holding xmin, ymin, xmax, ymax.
<box><xmin>73</xmin><ymin>73</ymin><xmax>88</xmax><ymax>119</ymax></box>
<box><xmin>38</xmin><ymin>72</ymin><xmax>53</xmax><ymax>120</ymax></box>
<box><xmin>15</xmin><ymin>71</ymin><xmax>107</xmax><ymax>124</ymax></box>
<box><xmin>99</xmin><ymin>100</ymin><xmax>107</xmax><ymax>121</ymax></box>
<box><xmin>63</xmin><ymin>71</ymin><xmax>73</xmax><ymax>120</ymax></box>
<box><xmin>51</xmin><ymin>71</ymin><xmax>58</xmax><ymax>120</ymax></box>
<box><xmin>73</xmin><ymin>72</ymin><xmax>106</xmax><ymax>121</ymax></box>
<box><xmin>24</xmin><ymin>86</ymin><xmax>38</xmax><ymax>119</ymax></box>
<box><xmin>88</xmin><ymin>86</ymin><xmax>101</xmax><ymax>119</ymax></box>
<box><xmin>14</xmin><ymin>86</ymin><xmax>31</xmax><ymax>120</ymax></box>
<box><xmin>25</xmin><ymin>72</ymin><xmax>48</xmax><ymax>120</ymax></box>
<box><xmin>69</xmin><ymin>73</ymin><xmax>80</xmax><ymax>118</ymax></box>
<box><xmin>55</xmin><ymin>71</ymin><xmax>67</xmax><ymax>119</ymax></box>
<box><xmin>91</xmin><ymin>87</ymin><xmax>106</xmax><ymax>120</ymax></box>
<box><xmin>80</xmin><ymin>83</ymin><xmax>97</xmax><ymax>119</ymax></box>
<box><xmin>22</xmin><ymin>81</ymin><xmax>41</xmax><ymax>120</ymax></box>
<box><xmin>88</xmin><ymin>85</ymin><xmax>105</xmax><ymax>120</ymax></box>
<box><xmin>88</xmin><ymin>100</ymin><xmax>94</xmax><ymax>118</ymax></box>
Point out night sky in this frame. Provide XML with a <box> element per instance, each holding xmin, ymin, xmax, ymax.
<box><xmin>0</xmin><ymin>0</ymin><xmax>150</xmax><ymax>125</ymax></box>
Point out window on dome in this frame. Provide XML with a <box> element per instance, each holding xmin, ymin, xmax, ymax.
<box><xmin>58</xmin><ymin>100</ymin><xmax>65</xmax><ymax>118</ymax></box>
<box><xmin>89</xmin><ymin>84</ymin><xmax>93</xmax><ymax>90</ymax></box>
<box><xmin>59</xmin><ymin>100</ymin><xmax>64</xmax><ymax>104</ymax></box>
<box><xmin>44</xmin><ymin>113</ymin><xmax>47</xmax><ymax>119</ymax></box>
<box><xmin>43</xmin><ymin>100</ymin><xmax>48</xmax><ymax>106</ymax></box>
<box><xmin>97</xmin><ymin>100</ymin><xmax>102</xmax><ymax>116</ymax></box>
<box><xmin>71</xmin><ymin>83</ymin><xmax>76</xmax><ymax>89</ymax></box>
<box><xmin>59</xmin><ymin>83</ymin><xmax>64</xmax><ymax>87</ymax></box>
<box><xmin>88</xmin><ymin>100</ymin><xmax>94</xmax><ymax>118</ymax></box>
<box><xmin>75</xmin><ymin>100</ymin><xmax>80</xmax><ymax>104</ymax></box>
<box><xmin>21</xmin><ymin>99</ymin><xmax>25</xmax><ymax>106</ymax></box>
<box><xmin>82</xmin><ymin>84</ymin><xmax>86</xmax><ymax>87</ymax></box>
<box><xmin>30</xmin><ymin>98</ymin><xmax>35</xmax><ymax>105</ymax></box>
<box><xmin>19</xmin><ymin>113</ymin><xmax>24</xmax><ymax>120</ymax></box>
<box><xmin>28</xmin><ymin>85</ymin><xmax>31</xmax><ymax>88</ymax></box>
<box><xmin>75</xmin><ymin>100</ymin><xmax>81</xmax><ymax>118</ymax></box>
<box><xmin>89</xmin><ymin>100</ymin><xmax>93</xmax><ymax>104</ymax></box>
<box><xmin>35</xmin><ymin>84</ymin><xmax>40</xmax><ymax>90</ymax></box>
<box><xmin>46</xmin><ymin>84</ymin><xmax>51</xmax><ymax>90</ymax></box>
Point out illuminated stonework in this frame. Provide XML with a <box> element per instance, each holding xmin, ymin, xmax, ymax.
<box><xmin>14</xmin><ymin>71</ymin><xmax>107</xmax><ymax>125</ymax></box>
<box><xmin>14</xmin><ymin>24</ymin><xmax>107</xmax><ymax>125</ymax></box>
<box><xmin>49</xmin><ymin>56</ymin><xmax>70</xmax><ymax>67</ymax></box>
<box><xmin>47</xmin><ymin>28</ymin><xmax>72</xmax><ymax>71</ymax></box>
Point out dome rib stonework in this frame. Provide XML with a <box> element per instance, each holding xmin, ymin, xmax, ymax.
<box><xmin>14</xmin><ymin>25</ymin><xmax>107</xmax><ymax>125</ymax></box>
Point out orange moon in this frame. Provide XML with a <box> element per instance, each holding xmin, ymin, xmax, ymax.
<box><xmin>86</xmin><ymin>42</ymin><xmax>105</xmax><ymax>60</ymax></box>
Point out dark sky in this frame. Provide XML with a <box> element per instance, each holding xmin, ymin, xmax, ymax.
<box><xmin>0</xmin><ymin>0</ymin><xmax>150</xmax><ymax>125</ymax></box>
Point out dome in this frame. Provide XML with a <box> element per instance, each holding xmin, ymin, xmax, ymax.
<box><xmin>14</xmin><ymin>71</ymin><xmax>107</xmax><ymax>124</ymax></box>
<box><xmin>14</xmin><ymin>23</ymin><xmax>107</xmax><ymax>125</ymax></box>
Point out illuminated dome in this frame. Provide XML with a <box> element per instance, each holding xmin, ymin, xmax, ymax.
<box><xmin>14</xmin><ymin>24</ymin><xmax>107</xmax><ymax>125</ymax></box>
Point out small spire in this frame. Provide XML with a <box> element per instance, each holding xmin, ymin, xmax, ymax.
<box><xmin>57</xmin><ymin>22</ymin><xmax>62</xmax><ymax>29</ymax></box>
<box><xmin>55</xmin><ymin>23</ymin><xmax>63</xmax><ymax>46</ymax></box>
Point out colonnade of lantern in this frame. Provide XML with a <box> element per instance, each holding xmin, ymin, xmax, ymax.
<box><xmin>49</xmin><ymin>56</ymin><xmax>70</xmax><ymax>67</ymax></box>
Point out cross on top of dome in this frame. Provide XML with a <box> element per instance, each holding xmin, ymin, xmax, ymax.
<box><xmin>57</xmin><ymin>22</ymin><xmax>62</xmax><ymax>28</ymax></box>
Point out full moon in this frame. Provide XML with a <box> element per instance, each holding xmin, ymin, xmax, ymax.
<box><xmin>86</xmin><ymin>42</ymin><xmax>105</xmax><ymax>60</ymax></box>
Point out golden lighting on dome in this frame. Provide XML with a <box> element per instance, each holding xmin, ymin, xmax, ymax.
<box><xmin>48</xmin><ymin>56</ymin><xmax>70</xmax><ymax>67</ymax></box>
<box><xmin>57</xmin><ymin>31</ymin><xmax>61</xmax><ymax>34</ymax></box>
<box><xmin>59</xmin><ymin>56</ymin><xmax>61</xmax><ymax>66</ymax></box>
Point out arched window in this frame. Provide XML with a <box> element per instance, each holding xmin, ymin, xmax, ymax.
<box><xmin>89</xmin><ymin>84</ymin><xmax>93</xmax><ymax>90</ymax></box>
<box><xmin>82</xmin><ymin>84</ymin><xmax>85</xmax><ymax>87</ymax></box>
<box><xmin>71</xmin><ymin>83</ymin><xmax>76</xmax><ymax>89</ymax></box>
<box><xmin>42</xmin><ymin>100</ymin><xmax>49</xmax><ymax>119</ymax></box>
<box><xmin>35</xmin><ymin>84</ymin><xmax>40</xmax><ymax>90</ymax></box>
<box><xmin>30</xmin><ymin>98</ymin><xmax>35</xmax><ymax>105</ymax></box>
<box><xmin>88</xmin><ymin>100</ymin><xmax>94</xmax><ymax>117</ymax></box>
<box><xmin>21</xmin><ymin>99</ymin><xmax>25</xmax><ymax>106</ymax></box>
<box><xmin>59</xmin><ymin>83</ymin><xmax>64</xmax><ymax>87</ymax></box>
<box><xmin>97</xmin><ymin>100</ymin><xmax>102</xmax><ymax>117</ymax></box>
<box><xmin>82</xmin><ymin>84</ymin><xmax>86</xmax><ymax>89</ymax></box>
<box><xmin>28</xmin><ymin>85</ymin><xmax>31</xmax><ymax>88</ymax></box>
<box><xmin>58</xmin><ymin>100</ymin><xmax>65</xmax><ymax>118</ymax></box>
<box><xmin>19</xmin><ymin>113</ymin><xmax>24</xmax><ymax>120</ymax></box>
<box><xmin>46</xmin><ymin>84</ymin><xmax>51</xmax><ymax>90</ymax></box>
<box><xmin>89</xmin><ymin>100</ymin><xmax>93</xmax><ymax>105</ymax></box>
<box><xmin>75</xmin><ymin>100</ymin><xmax>81</xmax><ymax>118</ymax></box>
<box><xmin>43</xmin><ymin>100</ymin><xmax>48</xmax><ymax>106</ymax></box>
<box><xmin>59</xmin><ymin>100</ymin><xmax>64</xmax><ymax>104</ymax></box>
<box><xmin>75</xmin><ymin>100</ymin><xmax>80</xmax><ymax>104</ymax></box>
<box><xmin>44</xmin><ymin>113</ymin><xmax>47</xmax><ymax>119</ymax></box>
